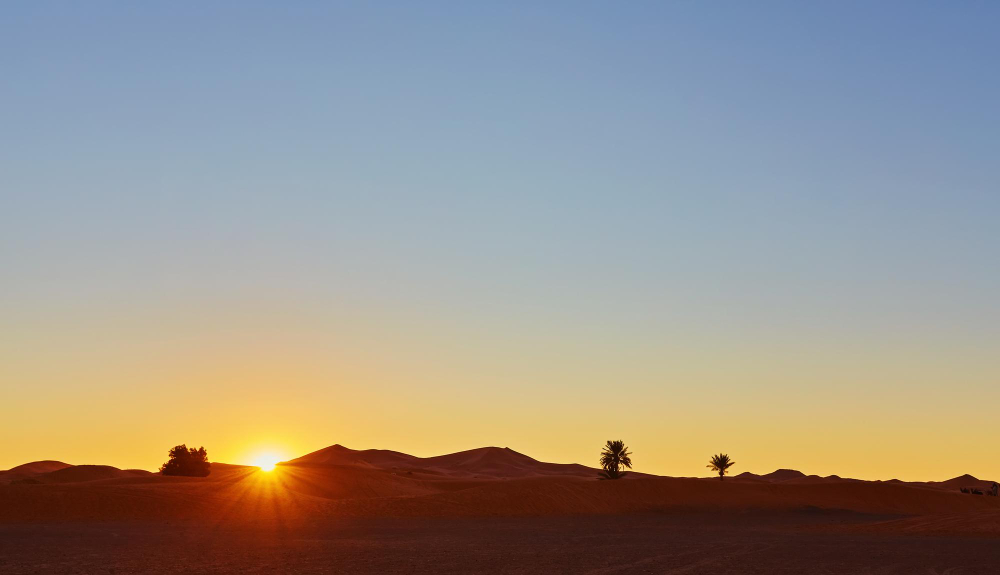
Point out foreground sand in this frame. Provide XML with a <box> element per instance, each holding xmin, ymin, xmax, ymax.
<box><xmin>3</xmin><ymin>446</ymin><xmax>999</xmax><ymax>573</ymax></box>
<box><xmin>3</xmin><ymin>514</ymin><xmax>1000</xmax><ymax>574</ymax></box>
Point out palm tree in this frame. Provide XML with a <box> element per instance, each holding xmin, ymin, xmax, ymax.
<box><xmin>707</xmin><ymin>453</ymin><xmax>735</xmax><ymax>481</ymax></box>
<box><xmin>599</xmin><ymin>440</ymin><xmax>633</xmax><ymax>480</ymax></box>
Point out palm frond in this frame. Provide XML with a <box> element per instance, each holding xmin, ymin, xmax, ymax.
<box><xmin>598</xmin><ymin>439</ymin><xmax>632</xmax><ymax>480</ymax></box>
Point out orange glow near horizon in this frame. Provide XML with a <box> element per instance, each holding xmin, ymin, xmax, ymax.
<box><xmin>4</xmin><ymin>303</ymin><xmax>1000</xmax><ymax>483</ymax></box>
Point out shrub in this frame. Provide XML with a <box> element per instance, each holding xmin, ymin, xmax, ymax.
<box><xmin>159</xmin><ymin>444</ymin><xmax>211</xmax><ymax>477</ymax></box>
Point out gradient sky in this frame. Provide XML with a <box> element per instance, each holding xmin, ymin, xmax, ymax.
<box><xmin>2</xmin><ymin>2</ymin><xmax>998</xmax><ymax>480</ymax></box>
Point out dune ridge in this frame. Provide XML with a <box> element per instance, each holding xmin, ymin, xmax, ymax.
<box><xmin>286</xmin><ymin>444</ymin><xmax>605</xmax><ymax>479</ymax></box>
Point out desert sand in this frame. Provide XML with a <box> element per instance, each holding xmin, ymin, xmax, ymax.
<box><xmin>2</xmin><ymin>445</ymin><xmax>1000</xmax><ymax>574</ymax></box>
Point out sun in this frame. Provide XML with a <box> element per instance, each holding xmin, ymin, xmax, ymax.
<box><xmin>251</xmin><ymin>454</ymin><xmax>283</xmax><ymax>472</ymax></box>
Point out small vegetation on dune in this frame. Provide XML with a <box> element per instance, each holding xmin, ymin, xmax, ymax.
<box><xmin>160</xmin><ymin>444</ymin><xmax>211</xmax><ymax>477</ymax></box>
<box><xmin>599</xmin><ymin>440</ymin><xmax>632</xmax><ymax>480</ymax></box>
<box><xmin>707</xmin><ymin>453</ymin><xmax>735</xmax><ymax>481</ymax></box>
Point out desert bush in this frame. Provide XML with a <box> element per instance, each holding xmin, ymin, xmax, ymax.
<box><xmin>159</xmin><ymin>444</ymin><xmax>211</xmax><ymax>477</ymax></box>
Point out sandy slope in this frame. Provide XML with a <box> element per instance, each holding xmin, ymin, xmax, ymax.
<box><xmin>6</xmin><ymin>513</ymin><xmax>1000</xmax><ymax>575</ymax></box>
<box><xmin>322</xmin><ymin>473</ymin><xmax>1000</xmax><ymax>519</ymax></box>
<box><xmin>2</xmin><ymin>446</ymin><xmax>998</xmax><ymax>536</ymax></box>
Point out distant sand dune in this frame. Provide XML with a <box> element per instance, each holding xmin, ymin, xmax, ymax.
<box><xmin>28</xmin><ymin>465</ymin><xmax>139</xmax><ymax>484</ymax></box>
<box><xmin>0</xmin><ymin>460</ymin><xmax>73</xmax><ymax>484</ymax></box>
<box><xmin>6</xmin><ymin>461</ymin><xmax>73</xmax><ymax>475</ymax></box>
<box><xmin>287</xmin><ymin>444</ymin><xmax>606</xmax><ymax>479</ymax></box>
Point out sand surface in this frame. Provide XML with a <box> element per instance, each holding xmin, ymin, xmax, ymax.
<box><xmin>3</xmin><ymin>446</ymin><xmax>999</xmax><ymax>573</ymax></box>
<box><xmin>4</xmin><ymin>514</ymin><xmax>1000</xmax><ymax>574</ymax></box>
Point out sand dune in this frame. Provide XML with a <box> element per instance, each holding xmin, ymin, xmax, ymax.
<box><xmin>760</xmin><ymin>468</ymin><xmax>806</xmax><ymax>481</ymax></box>
<box><xmin>733</xmin><ymin>469</ymin><xmax>842</xmax><ymax>484</ymax></box>
<box><xmin>28</xmin><ymin>465</ymin><xmax>141</xmax><ymax>484</ymax></box>
<box><xmin>5</xmin><ymin>455</ymin><xmax>1000</xmax><ymax>575</ymax></box>
<box><xmin>732</xmin><ymin>469</ymin><xmax>861</xmax><ymax>484</ymax></box>
<box><xmin>5</xmin><ymin>465</ymin><xmax>154</xmax><ymax>485</ymax></box>
<box><xmin>288</xmin><ymin>444</ymin><xmax>602</xmax><ymax>479</ymax></box>
<box><xmin>4</xmin><ymin>465</ymin><xmax>999</xmax><ymax>525</ymax></box>
<box><xmin>288</xmin><ymin>444</ymin><xmax>420</xmax><ymax>469</ymax></box>
<box><xmin>0</xmin><ymin>460</ymin><xmax>73</xmax><ymax>484</ymax></box>
<box><xmin>5</xmin><ymin>460</ymin><xmax>72</xmax><ymax>475</ymax></box>
<box><xmin>734</xmin><ymin>468</ymin><xmax>996</xmax><ymax>491</ymax></box>
<box><xmin>926</xmin><ymin>473</ymin><xmax>998</xmax><ymax>491</ymax></box>
<box><xmin>2</xmin><ymin>445</ymin><xmax>999</xmax><ymax>537</ymax></box>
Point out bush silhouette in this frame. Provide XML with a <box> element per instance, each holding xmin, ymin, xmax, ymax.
<box><xmin>707</xmin><ymin>453</ymin><xmax>735</xmax><ymax>481</ymax></box>
<box><xmin>159</xmin><ymin>444</ymin><xmax>211</xmax><ymax>477</ymax></box>
<box><xmin>599</xmin><ymin>440</ymin><xmax>632</xmax><ymax>480</ymax></box>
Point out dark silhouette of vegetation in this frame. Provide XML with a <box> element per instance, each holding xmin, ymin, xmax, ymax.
<box><xmin>599</xmin><ymin>440</ymin><xmax>632</xmax><ymax>480</ymax></box>
<box><xmin>707</xmin><ymin>453</ymin><xmax>735</xmax><ymax>481</ymax></box>
<box><xmin>159</xmin><ymin>444</ymin><xmax>211</xmax><ymax>477</ymax></box>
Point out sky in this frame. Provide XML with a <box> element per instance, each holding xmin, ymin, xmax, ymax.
<box><xmin>1</xmin><ymin>1</ymin><xmax>998</xmax><ymax>480</ymax></box>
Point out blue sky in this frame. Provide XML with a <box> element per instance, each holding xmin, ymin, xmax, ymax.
<box><xmin>1</xmin><ymin>2</ymin><xmax>998</xmax><ymax>477</ymax></box>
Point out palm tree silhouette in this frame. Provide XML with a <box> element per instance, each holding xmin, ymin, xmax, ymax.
<box><xmin>599</xmin><ymin>440</ymin><xmax>633</xmax><ymax>480</ymax></box>
<box><xmin>707</xmin><ymin>453</ymin><xmax>735</xmax><ymax>481</ymax></box>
